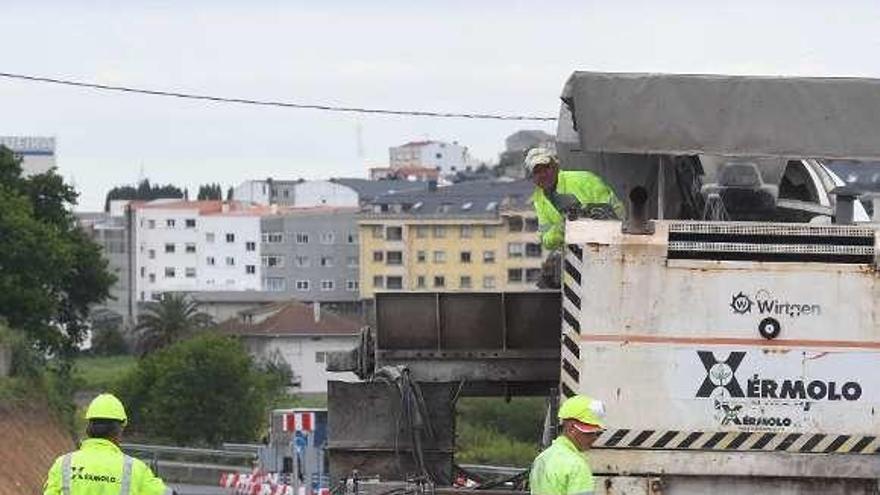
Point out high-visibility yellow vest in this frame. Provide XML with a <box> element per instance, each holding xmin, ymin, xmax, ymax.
<box><xmin>43</xmin><ymin>438</ymin><xmax>171</xmax><ymax>495</ymax></box>
<box><xmin>529</xmin><ymin>435</ymin><xmax>595</xmax><ymax>495</ymax></box>
<box><xmin>531</xmin><ymin>170</ymin><xmax>621</xmax><ymax>250</ymax></box>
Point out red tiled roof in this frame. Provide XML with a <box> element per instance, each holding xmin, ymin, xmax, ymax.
<box><xmin>217</xmin><ymin>300</ymin><xmax>361</xmax><ymax>337</ymax></box>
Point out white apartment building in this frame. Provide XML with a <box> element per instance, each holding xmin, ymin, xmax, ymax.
<box><xmin>389</xmin><ymin>140</ymin><xmax>469</xmax><ymax>175</ymax></box>
<box><xmin>134</xmin><ymin>200</ymin><xmax>265</xmax><ymax>302</ymax></box>
<box><xmin>233</xmin><ymin>179</ymin><xmax>358</xmax><ymax>207</ymax></box>
<box><xmin>0</xmin><ymin>136</ymin><xmax>56</xmax><ymax>176</ymax></box>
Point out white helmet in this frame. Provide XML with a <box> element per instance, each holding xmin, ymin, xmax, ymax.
<box><xmin>523</xmin><ymin>147</ymin><xmax>558</xmax><ymax>174</ymax></box>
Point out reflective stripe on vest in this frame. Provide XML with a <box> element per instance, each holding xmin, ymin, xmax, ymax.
<box><xmin>61</xmin><ymin>453</ymin><xmax>73</xmax><ymax>495</ymax></box>
<box><xmin>120</xmin><ymin>455</ymin><xmax>134</xmax><ymax>495</ymax></box>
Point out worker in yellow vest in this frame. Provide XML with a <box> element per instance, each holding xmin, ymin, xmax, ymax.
<box><xmin>530</xmin><ymin>395</ymin><xmax>606</xmax><ymax>495</ymax></box>
<box><xmin>44</xmin><ymin>393</ymin><xmax>172</xmax><ymax>495</ymax></box>
<box><xmin>525</xmin><ymin>147</ymin><xmax>622</xmax><ymax>251</ymax></box>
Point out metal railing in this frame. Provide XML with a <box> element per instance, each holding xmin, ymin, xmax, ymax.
<box><xmin>121</xmin><ymin>442</ymin><xmax>259</xmax><ymax>467</ymax></box>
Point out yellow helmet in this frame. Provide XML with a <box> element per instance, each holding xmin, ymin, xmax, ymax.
<box><xmin>85</xmin><ymin>393</ymin><xmax>128</xmax><ymax>425</ymax></box>
<box><xmin>558</xmin><ymin>394</ymin><xmax>606</xmax><ymax>429</ymax></box>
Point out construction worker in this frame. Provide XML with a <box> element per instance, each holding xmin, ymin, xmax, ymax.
<box><xmin>43</xmin><ymin>393</ymin><xmax>173</xmax><ymax>495</ymax></box>
<box><xmin>525</xmin><ymin>147</ymin><xmax>622</xmax><ymax>251</ymax></box>
<box><xmin>529</xmin><ymin>395</ymin><xmax>606</xmax><ymax>495</ymax></box>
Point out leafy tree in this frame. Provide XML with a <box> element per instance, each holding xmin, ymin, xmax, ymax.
<box><xmin>197</xmin><ymin>183</ymin><xmax>223</xmax><ymax>200</ymax></box>
<box><xmin>116</xmin><ymin>334</ymin><xmax>285</xmax><ymax>445</ymax></box>
<box><xmin>134</xmin><ymin>293</ymin><xmax>213</xmax><ymax>355</ymax></box>
<box><xmin>103</xmin><ymin>179</ymin><xmax>185</xmax><ymax>211</ymax></box>
<box><xmin>0</xmin><ymin>147</ymin><xmax>115</xmax><ymax>353</ymax></box>
<box><xmin>226</xmin><ymin>186</ymin><xmax>234</xmax><ymax>201</ymax></box>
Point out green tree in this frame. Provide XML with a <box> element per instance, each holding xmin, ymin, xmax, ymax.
<box><xmin>0</xmin><ymin>147</ymin><xmax>115</xmax><ymax>353</ymax></box>
<box><xmin>104</xmin><ymin>179</ymin><xmax>185</xmax><ymax>211</ymax></box>
<box><xmin>197</xmin><ymin>183</ymin><xmax>223</xmax><ymax>200</ymax></box>
<box><xmin>117</xmin><ymin>334</ymin><xmax>284</xmax><ymax>445</ymax></box>
<box><xmin>134</xmin><ymin>293</ymin><xmax>213</xmax><ymax>355</ymax></box>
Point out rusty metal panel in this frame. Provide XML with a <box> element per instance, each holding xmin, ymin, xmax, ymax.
<box><xmin>439</xmin><ymin>293</ymin><xmax>503</xmax><ymax>349</ymax></box>
<box><xmin>504</xmin><ymin>292</ymin><xmax>561</xmax><ymax>350</ymax></box>
<box><xmin>376</xmin><ymin>293</ymin><xmax>438</xmax><ymax>350</ymax></box>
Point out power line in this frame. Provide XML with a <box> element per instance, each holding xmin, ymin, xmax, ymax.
<box><xmin>0</xmin><ymin>71</ymin><xmax>557</xmax><ymax>122</ymax></box>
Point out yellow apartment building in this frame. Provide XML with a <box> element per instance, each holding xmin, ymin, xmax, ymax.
<box><xmin>358</xmin><ymin>180</ymin><xmax>545</xmax><ymax>298</ymax></box>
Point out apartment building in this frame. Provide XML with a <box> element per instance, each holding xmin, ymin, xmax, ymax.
<box><xmin>358</xmin><ymin>180</ymin><xmax>544</xmax><ymax>298</ymax></box>
<box><xmin>259</xmin><ymin>207</ymin><xmax>360</xmax><ymax>302</ymax></box>
<box><xmin>389</xmin><ymin>140</ymin><xmax>470</xmax><ymax>175</ymax></box>
<box><xmin>133</xmin><ymin>200</ymin><xmax>266</xmax><ymax>302</ymax></box>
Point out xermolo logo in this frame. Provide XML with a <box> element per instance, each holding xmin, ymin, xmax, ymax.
<box><xmin>728</xmin><ymin>289</ymin><xmax>821</xmax><ymax>318</ymax></box>
<box><xmin>695</xmin><ymin>351</ymin><xmax>862</xmax><ymax>402</ymax></box>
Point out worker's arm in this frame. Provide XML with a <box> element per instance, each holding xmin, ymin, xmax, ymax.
<box><xmin>560</xmin><ymin>461</ymin><xmax>595</xmax><ymax>495</ymax></box>
<box><xmin>540</xmin><ymin>224</ymin><xmax>564</xmax><ymax>251</ymax></box>
<box><xmin>42</xmin><ymin>457</ymin><xmax>62</xmax><ymax>495</ymax></box>
<box><xmin>133</xmin><ymin>458</ymin><xmax>174</xmax><ymax>495</ymax></box>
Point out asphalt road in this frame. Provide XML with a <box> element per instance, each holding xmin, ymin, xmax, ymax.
<box><xmin>169</xmin><ymin>484</ymin><xmax>230</xmax><ymax>495</ymax></box>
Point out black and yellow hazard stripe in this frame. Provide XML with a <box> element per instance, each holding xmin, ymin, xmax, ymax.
<box><xmin>593</xmin><ymin>429</ymin><xmax>880</xmax><ymax>454</ymax></box>
<box><xmin>560</xmin><ymin>243</ymin><xmax>584</xmax><ymax>399</ymax></box>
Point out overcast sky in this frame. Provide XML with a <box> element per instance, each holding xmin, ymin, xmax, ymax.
<box><xmin>3</xmin><ymin>0</ymin><xmax>880</xmax><ymax>210</ymax></box>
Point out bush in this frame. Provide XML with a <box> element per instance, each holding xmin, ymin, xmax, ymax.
<box><xmin>117</xmin><ymin>334</ymin><xmax>284</xmax><ymax>445</ymax></box>
<box><xmin>90</xmin><ymin>325</ymin><xmax>129</xmax><ymax>356</ymax></box>
<box><xmin>456</xmin><ymin>422</ymin><xmax>539</xmax><ymax>466</ymax></box>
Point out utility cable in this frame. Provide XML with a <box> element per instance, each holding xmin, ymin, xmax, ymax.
<box><xmin>0</xmin><ymin>71</ymin><xmax>557</xmax><ymax>121</ymax></box>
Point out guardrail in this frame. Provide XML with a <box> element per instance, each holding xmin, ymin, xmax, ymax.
<box><xmin>121</xmin><ymin>442</ymin><xmax>258</xmax><ymax>468</ymax></box>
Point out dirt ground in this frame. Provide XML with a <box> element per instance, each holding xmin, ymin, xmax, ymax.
<box><xmin>0</xmin><ymin>402</ymin><xmax>74</xmax><ymax>495</ymax></box>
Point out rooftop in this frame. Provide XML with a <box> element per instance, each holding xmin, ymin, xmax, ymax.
<box><xmin>330</xmin><ymin>178</ymin><xmax>430</xmax><ymax>202</ymax></box>
<box><xmin>217</xmin><ymin>300</ymin><xmax>361</xmax><ymax>337</ymax></box>
<box><xmin>366</xmin><ymin>179</ymin><xmax>533</xmax><ymax>217</ymax></box>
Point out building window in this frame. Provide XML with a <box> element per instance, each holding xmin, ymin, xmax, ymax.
<box><xmin>206</xmin><ymin>256</ymin><xmax>215</xmax><ymax>266</ymax></box>
<box><xmin>264</xmin><ymin>277</ymin><xmax>287</xmax><ymax>292</ymax></box>
<box><xmin>206</xmin><ymin>232</ymin><xmax>215</xmax><ymax>243</ymax></box>
<box><xmin>166</xmin><ymin>219</ymin><xmax>176</xmax><ymax>228</ymax></box>
<box><xmin>526</xmin><ymin>243</ymin><xmax>543</xmax><ymax>258</ymax></box>
<box><xmin>371</xmin><ymin>226</ymin><xmax>383</xmax><ymax>239</ymax></box>
<box><xmin>147</xmin><ymin>219</ymin><xmax>155</xmax><ymax>229</ymax></box>
<box><xmin>140</xmin><ymin>267</ymin><xmax>146</xmax><ymax>278</ymax></box>
<box><xmin>508</xmin><ymin>268</ymin><xmax>523</xmax><ymax>283</ymax></box>
<box><xmin>483</xmin><ymin>250</ymin><xmax>496</xmax><ymax>263</ymax></box>
<box><xmin>165</xmin><ymin>243</ymin><xmax>175</xmax><ymax>253</ymax></box>
<box><xmin>417</xmin><ymin>251</ymin><xmax>427</xmax><ymax>263</ymax></box>
<box><xmin>433</xmin><ymin>251</ymin><xmax>446</xmax><ymax>263</ymax></box>
<box><xmin>386</xmin><ymin>226</ymin><xmax>403</xmax><ymax>241</ymax></box>
<box><xmin>296</xmin><ymin>233</ymin><xmax>310</xmax><ymax>244</ymax></box>
<box><xmin>386</xmin><ymin>276</ymin><xmax>403</xmax><ymax>289</ymax></box>
<box><xmin>483</xmin><ymin>226</ymin><xmax>497</xmax><ymax>238</ymax></box>
<box><xmin>347</xmin><ymin>232</ymin><xmax>357</xmax><ymax>244</ymax></box>
<box><xmin>185</xmin><ymin>219</ymin><xmax>196</xmax><ymax>228</ymax></box>
<box><xmin>295</xmin><ymin>256</ymin><xmax>310</xmax><ymax>267</ymax></box>
<box><xmin>460</xmin><ymin>225</ymin><xmax>472</xmax><ymax>238</ymax></box>
<box><xmin>320</xmin><ymin>256</ymin><xmax>334</xmax><ymax>267</ymax></box>
<box><xmin>416</xmin><ymin>276</ymin><xmax>426</xmax><ymax>288</ymax></box>
<box><xmin>148</xmin><ymin>273</ymin><xmax>156</xmax><ymax>283</ymax></box>
<box><xmin>508</xmin><ymin>243</ymin><xmax>524</xmax><ymax>258</ymax></box>
<box><xmin>164</xmin><ymin>267</ymin><xmax>175</xmax><ymax>278</ymax></box>
<box><xmin>460</xmin><ymin>251</ymin><xmax>471</xmax><ymax>263</ymax></box>
<box><xmin>262</xmin><ymin>255</ymin><xmax>284</xmax><ymax>267</ymax></box>
<box><xmin>433</xmin><ymin>226</ymin><xmax>446</xmax><ymax>238</ymax></box>
<box><xmin>373</xmin><ymin>275</ymin><xmax>384</xmax><ymax>288</ymax></box>
<box><xmin>526</xmin><ymin>268</ymin><xmax>542</xmax><ymax>283</ymax></box>
<box><xmin>347</xmin><ymin>256</ymin><xmax>358</xmax><ymax>267</ymax></box>
<box><xmin>246</xmin><ymin>241</ymin><xmax>256</xmax><ymax>252</ymax></box>
<box><xmin>296</xmin><ymin>280</ymin><xmax>311</xmax><ymax>291</ymax></box>
<box><xmin>387</xmin><ymin>251</ymin><xmax>403</xmax><ymax>265</ymax></box>
<box><xmin>373</xmin><ymin>251</ymin><xmax>384</xmax><ymax>263</ymax></box>
<box><xmin>460</xmin><ymin>276</ymin><xmax>472</xmax><ymax>289</ymax></box>
<box><xmin>346</xmin><ymin>280</ymin><xmax>359</xmax><ymax>291</ymax></box>
<box><xmin>185</xmin><ymin>243</ymin><xmax>196</xmax><ymax>254</ymax></box>
<box><xmin>226</xmin><ymin>257</ymin><xmax>235</xmax><ymax>266</ymax></box>
<box><xmin>433</xmin><ymin>276</ymin><xmax>446</xmax><ymax>288</ymax></box>
<box><xmin>262</xmin><ymin>232</ymin><xmax>284</xmax><ymax>243</ymax></box>
<box><xmin>483</xmin><ymin>276</ymin><xmax>496</xmax><ymax>289</ymax></box>
<box><xmin>226</xmin><ymin>233</ymin><xmax>235</xmax><ymax>243</ymax></box>
<box><xmin>185</xmin><ymin>267</ymin><xmax>197</xmax><ymax>278</ymax></box>
<box><xmin>415</xmin><ymin>226</ymin><xmax>428</xmax><ymax>238</ymax></box>
<box><xmin>507</xmin><ymin>216</ymin><xmax>524</xmax><ymax>232</ymax></box>
<box><xmin>315</xmin><ymin>351</ymin><xmax>326</xmax><ymax>364</ymax></box>
<box><xmin>148</xmin><ymin>249</ymin><xmax>156</xmax><ymax>259</ymax></box>
<box><xmin>525</xmin><ymin>218</ymin><xmax>539</xmax><ymax>232</ymax></box>
<box><xmin>321</xmin><ymin>280</ymin><xmax>335</xmax><ymax>291</ymax></box>
<box><xmin>321</xmin><ymin>232</ymin><xmax>336</xmax><ymax>244</ymax></box>
<box><xmin>246</xmin><ymin>265</ymin><xmax>256</xmax><ymax>274</ymax></box>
